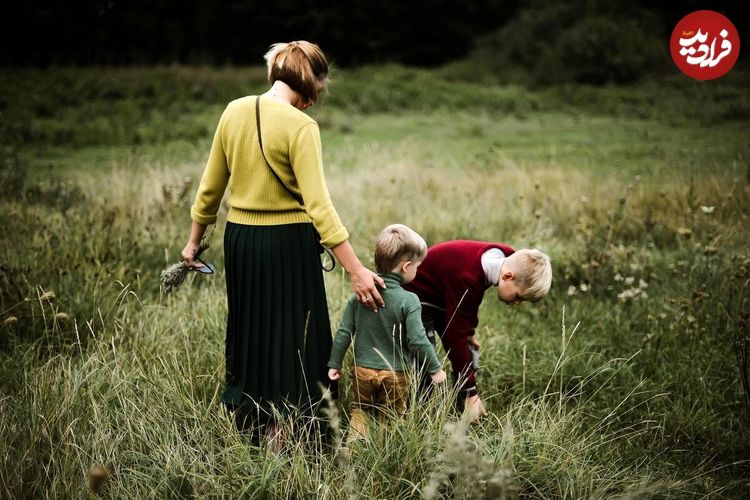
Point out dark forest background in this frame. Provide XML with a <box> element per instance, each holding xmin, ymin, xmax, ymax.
<box><xmin>2</xmin><ymin>0</ymin><xmax>747</xmax><ymax>84</ymax></box>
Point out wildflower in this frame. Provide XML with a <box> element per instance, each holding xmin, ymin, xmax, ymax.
<box><xmin>700</xmin><ymin>205</ymin><xmax>715</xmax><ymax>214</ymax></box>
<box><xmin>614</xmin><ymin>273</ymin><xmax>623</xmax><ymax>282</ymax></box>
<box><xmin>625</xmin><ymin>276</ymin><xmax>635</xmax><ymax>285</ymax></box>
<box><xmin>617</xmin><ymin>285</ymin><xmax>647</xmax><ymax>301</ymax></box>
<box><xmin>40</xmin><ymin>291</ymin><xmax>56</xmax><ymax>303</ymax></box>
<box><xmin>567</xmin><ymin>285</ymin><xmax>577</xmax><ymax>296</ymax></box>
<box><xmin>87</xmin><ymin>465</ymin><xmax>108</xmax><ymax>494</ymax></box>
<box><xmin>692</xmin><ymin>290</ymin><xmax>710</xmax><ymax>300</ymax></box>
<box><xmin>704</xmin><ymin>245</ymin><xmax>718</xmax><ymax>255</ymax></box>
<box><xmin>178</xmin><ymin>177</ymin><xmax>193</xmax><ymax>199</ymax></box>
<box><xmin>54</xmin><ymin>312</ymin><xmax>71</xmax><ymax>322</ymax></box>
<box><xmin>160</xmin><ymin>262</ymin><xmax>189</xmax><ymax>293</ymax></box>
<box><xmin>579</xmin><ymin>283</ymin><xmax>589</xmax><ymax>292</ymax></box>
<box><xmin>638</xmin><ymin>279</ymin><xmax>648</xmax><ymax>289</ymax></box>
<box><xmin>2</xmin><ymin>316</ymin><xmax>18</xmax><ymax>327</ymax></box>
<box><xmin>160</xmin><ymin>237</ymin><xmax>212</xmax><ymax>294</ymax></box>
<box><xmin>677</xmin><ymin>227</ymin><xmax>692</xmax><ymax>238</ymax></box>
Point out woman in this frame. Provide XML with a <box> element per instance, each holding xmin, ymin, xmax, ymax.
<box><xmin>181</xmin><ymin>41</ymin><xmax>384</xmax><ymax>443</ymax></box>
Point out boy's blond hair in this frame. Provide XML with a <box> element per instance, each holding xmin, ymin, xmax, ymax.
<box><xmin>508</xmin><ymin>249</ymin><xmax>552</xmax><ymax>302</ymax></box>
<box><xmin>264</xmin><ymin>41</ymin><xmax>329</xmax><ymax>102</ymax></box>
<box><xmin>374</xmin><ymin>224</ymin><xmax>428</xmax><ymax>274</ymax></box>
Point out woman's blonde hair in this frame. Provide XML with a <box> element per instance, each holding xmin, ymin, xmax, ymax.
<box><xmin>264</xmin><ymin>41</ymin><xmax>329</xmax><ymax>102</ymax></box>
<box><xmin>374</xmin><ymin>224</ymin><xmax>428</xmax><ymax>274</ymax></box>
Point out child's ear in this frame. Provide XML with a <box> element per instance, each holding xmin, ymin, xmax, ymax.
<box><xmin>501</xmin><ymin>270</ymin><xmax>515</xmax><ymax>281</ymax></box>
<box><xmin>401</xmin><ymin>260</ymin><xmax>412</xmax><ymax>273</ymax></box>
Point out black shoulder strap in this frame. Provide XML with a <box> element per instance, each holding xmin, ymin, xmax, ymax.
<box><xmin>255</xmin><ymin>96</ymin><xmax>303</xmax><ymax>204</ymax></box>
<box><xmin>255</xmin><ymin>96</ymin><xmax>335</xmax><ymax>271</ymax></box>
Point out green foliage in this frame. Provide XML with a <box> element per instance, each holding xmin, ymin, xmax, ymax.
<box><xmin>557</xmin><ymin>16</ymin><xmax>666</xmax><ymax>85</ymax></box>
<box><xmin>1</xmin><ymin>66</ymin><xmax>749</xmax><ymax>498</ymax></box>
<box><xmin>455</xmin><ymin>2</ymin><xmax>671</xmax><ymax>86</ymax></box>
<box><xmin>0</xmin><ymin>66</ymin><xmax>267</xmax><ymax>149</ymax></box>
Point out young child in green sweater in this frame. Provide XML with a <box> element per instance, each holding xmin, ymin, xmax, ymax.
<box><xmin>328</xmin><ymin>224</ymin><xmax>447</xmax><ymax>440</ymax></box>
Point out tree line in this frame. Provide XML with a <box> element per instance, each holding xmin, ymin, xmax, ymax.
<box><xmin>1</xmin><ymin>1</ymin><xmax>746</xmax><ymax>82</ymax></box>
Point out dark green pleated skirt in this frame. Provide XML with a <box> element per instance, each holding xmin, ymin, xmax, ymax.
<box><xmin>221</xmin><ymin>221</ymin><xmax>335</xmax><ymax>422</ymax></box>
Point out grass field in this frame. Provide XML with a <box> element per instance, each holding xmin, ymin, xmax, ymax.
<box><xmin>1</xmin><ymin>64</ymin><xmax>749</xmax><ymax>498</ymax></box>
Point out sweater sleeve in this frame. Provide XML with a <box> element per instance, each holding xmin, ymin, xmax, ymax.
<box><xmin>404</xmin><ymin>295</ymin><xmax>442</xmax><ymax>374</ymax></box>
<box><xmin>328</xmin><ymin>296</ymin><xmax>357</xmax><ymax>370</ymax></box>
<box><xmin>442</xmin><ymin>286</ymin><xmax>482</xmax><ymax>396</ymax></box>
<box><xmin>289</xmin><ymin>122</ymin><xmax>349</xmax><ymax>248</ymax></box>
<box><xmin>191</xmin><ymin>107</ymin><xmax>230</xmax><ymax>225</ymax></box>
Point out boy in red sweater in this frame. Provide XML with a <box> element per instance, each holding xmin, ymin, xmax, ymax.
<box><xmin>404</xmin><ymin>240</ymin><xmax>552</xmax><ymax>422</ymax></box>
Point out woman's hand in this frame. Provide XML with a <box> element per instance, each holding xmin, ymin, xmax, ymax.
<box><xmin>331</xmin><ymin>240</ymin><xmax>386</xmax><ymax>312</ymax></box>
<box><xmin>181</xmin><ymin>222</ymin><xmax>208</xmax><ymax>270</ymax></box>
<box><xmin>181</xmin><ymin>240</ymin><xmax>202</xmax><ymax>268</ymax></box>
<box><xmin>350</xmin><ymin>264</ymin><xmax>385</xmax><ymax>312</ymax></box>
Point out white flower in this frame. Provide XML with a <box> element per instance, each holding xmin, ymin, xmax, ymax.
<box><xmin>617</xmin><ymin>289</ymin><xmax>635</xmax><ymax>300</ymax></box>
<box><xmin>700</xmin><ymin>206</ymin><xmax>715</xmax><ymax>214</ymax></box>
<box><xmin>614</xmin><ymin>273</ymin><xmax>623</xmax><ymax>282</ymax></box>
<box><xmin>624</xmin><ymin>276</ymin><xmax>635</xmax><ymax>285</ymax></box>
<box><xmin>638</xmin><ymin>279</ymin><xmax>648</xmax><ymax>289</ymax></box>
<box><xmin>579</xmin><ymin>283</ymin><xmax>589</xmax><ymax>292</ymax></box>
<box><xmin>568</xmin><ymin>285</ymin><xmax>578</xmax><ymax>296</ymax></box>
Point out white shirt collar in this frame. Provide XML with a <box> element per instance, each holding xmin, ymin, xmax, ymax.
<box><xmin>481</xmin><ymin>247</ymin><xmax>506</xmax><ymax>286</ymax></box>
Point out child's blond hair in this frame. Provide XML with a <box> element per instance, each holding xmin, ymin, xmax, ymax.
<box><xmin>264</xmin><ymin>40</ymin><xmax>329</xmax><ymax>102</ymax></box>
<box><xmin>374</xmin><ymin>224</ymin><xmax>428</xmax><ymax>274</ymax></box>
<box><xmin>508</xmin><ymin>249</ymin><xmax>552</xmax><ymax>302</ymax></box>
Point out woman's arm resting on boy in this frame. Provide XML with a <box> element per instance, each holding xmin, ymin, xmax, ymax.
<box><xmin>332</xmin><ymin>240</ymin><xmax>385</xmax><ymax>312</ymax></box>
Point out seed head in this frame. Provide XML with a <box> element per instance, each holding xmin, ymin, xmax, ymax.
<box><xmin>40</xmin><ymin>291</ymin><xmax>56</xmax><ymax>303</ymax></box>
<box><xmin>87</xmin><ymin>465</ymin><xmax>109</xmax><ymax>494</ymax></box>
<box><xmin>2</xmin><ymin>316</ymin><xmax>18</xmax><ymax>327</ymax></box>
<box><xmin>160</xmin><ymin>262</ymin><xmax>189</xmax><ymax>293</ymax></box>
<box><xmin>54</xmin><ymin>312</ymin><xmax>71</xmax><ymax>322</ymax></box>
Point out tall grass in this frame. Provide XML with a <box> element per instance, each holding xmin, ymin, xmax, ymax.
<box><xmin>1</xmin><ymin>66</ymin><xmax>749</xmax><ymax>498</ymax></box>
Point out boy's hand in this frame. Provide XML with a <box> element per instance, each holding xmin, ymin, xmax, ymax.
<box><xmin>430</xmin><ymin>369</ymin><xmax>447</xmax><ymax>384</ymax></box>
<box><xmin>468</xmin><ymin>335</ymin><xmax>481</xmax><ymax>351</ymax></box>
<box><xmin>328</xmin><ymin>368</ymin><xmax>341</xmax><ymax>381</ymax></box>
<box><xmin>464</xmin><ymin>394</ymin><xmax>487</xmax><ymax>424</ymax></box>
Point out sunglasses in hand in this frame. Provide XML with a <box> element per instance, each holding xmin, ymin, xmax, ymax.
<box><xmin>191</xmin><ymin>257</ymin><xmax>215</xmax><ymax>274</ymax></box>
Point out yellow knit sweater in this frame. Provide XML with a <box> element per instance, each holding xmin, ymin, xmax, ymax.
<box><xmin>191</xmin><ymin>95</ymin><xmax>349</xmax><ymax>248</ymax></box>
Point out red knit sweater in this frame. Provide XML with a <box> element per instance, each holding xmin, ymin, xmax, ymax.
<box><xmin>404</xmin><ymin>240</ymin><xmax>515</xmax><ymax>395</ymax></box>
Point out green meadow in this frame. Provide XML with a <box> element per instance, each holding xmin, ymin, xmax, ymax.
<box><xmin>1</xmin><ymin>65</ymin><xmax>749</xmax><ymax>498</ymax></box>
